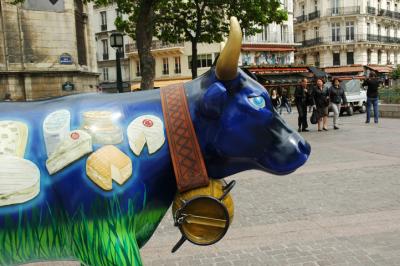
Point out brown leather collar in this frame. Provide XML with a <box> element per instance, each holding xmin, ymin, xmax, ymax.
<box><xmin>160</xmin><ymin>83</ymin><xmax>210</xmax><ymax>192</ymax></box>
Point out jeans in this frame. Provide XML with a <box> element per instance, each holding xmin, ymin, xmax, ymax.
<box><xmin>296</xmin><ymin>103</ymin><xmax>308</xmax><ymax>130</ymax></box>
<box><xmin>279</xmin><ymin>102</ymin><xmax>292</xmax><ymax>114</ymax></box>
<box><xmin>366</xmin><ymin>97</ymin><xmax>379</xmax><ymax>123</ymax></box>
<box><xmin>331</xmin><ymin>103</ymin><xmax>341</xmax><ymax>127</ymax></box>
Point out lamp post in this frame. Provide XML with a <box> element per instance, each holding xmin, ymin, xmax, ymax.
<box><xmin>110</xmin><ymin>32</ymin><xmax>124</xmax><ymax>93</ymax></box>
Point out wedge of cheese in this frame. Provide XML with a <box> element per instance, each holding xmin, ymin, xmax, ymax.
<box><xmin>0</xmin><ymin>120</ymin><xmax>28</xmax><ymax>158</ymax></box>
<box><xmin>127</xmin><ymin>115</ymin><xmax>165</xmax><ymax>156</ymax></box>
<box><xmin>43</xmin><ymin>110</ymin><xmax>71</xmax><ymax>157</ymax></box>
<box><xmin>86</xmin><ymin>145</ymin><xmax>132</xmax><ymax>191</ymax></box>
<box><xmin>46</xmin><ymin>130</ymin><xmax>93</xmax><ymax>175</ymax></box>
<box><xmin>0</xmin><ymin>155</ymin><xmax>40</xmax><ymax>206</ymax></box>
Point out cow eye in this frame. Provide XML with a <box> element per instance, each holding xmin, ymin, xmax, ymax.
<box><xmin>248</xmin><ymin>96</ymin><xmax>266</xmax><ymax>109</ymax></box>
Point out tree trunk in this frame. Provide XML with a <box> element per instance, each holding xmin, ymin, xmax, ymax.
<box><xmin>136</xmin><ymin>1</ymin><xmax>156</xmax><ymax>90</ymax></box>
<box><xmin>191</xmin><ymin>38</ymin><xmax>198</xmax><ymax>79</ymax></box>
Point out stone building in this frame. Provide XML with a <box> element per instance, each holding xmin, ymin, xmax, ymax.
<box><xmin>93</xmin><ymin>3</ymin><xmax>131</xmax><ymax>91</ymax></box>
<box><xmin>293</xmin><ymin>0</ymin><xmax>400</xmax><ymax>69</ymax></box>
<box><xmin>0</xmin><ymin>0</ymin><xmax>98</xmax><ymax>101</ymax></box>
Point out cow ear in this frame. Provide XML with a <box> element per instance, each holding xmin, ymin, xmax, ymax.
<box><xmin>200</xmin><ymin>82</ymin><xmax>228</xmax><ymax>118</ymax></box>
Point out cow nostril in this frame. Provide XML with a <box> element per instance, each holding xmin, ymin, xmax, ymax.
<box><xmin>298</xmin><ymin>141</ymin><xmax>311</xmax><ymax>156</ymax></box>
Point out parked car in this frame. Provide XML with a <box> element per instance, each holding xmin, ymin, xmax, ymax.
<box><xmin>326</xmin><ymin>79</ymin><xmax>367</xmax><ymax>116</ymax></box>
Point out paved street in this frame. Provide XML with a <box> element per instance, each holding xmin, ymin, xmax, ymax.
<box><xmin>25</xmin><ymin>112</ymin><xmax>400</xmax><ymax>266</ymax></box>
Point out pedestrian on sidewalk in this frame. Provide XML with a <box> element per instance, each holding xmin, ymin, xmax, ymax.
<box><xmin>279</xmin><ymin>87</ymin><xmax>292</xmax><ymax>115</ymax></box>
<box><xmin>270</xmin><ymin>88</ymin><xmax>280</xmax><ymax>111</ymax></box>
<box><xmin>294</xmin><ymin>78</ymin><xmax>312</xmax><ymax>132</ymax></box>
<box><xmin>313</xmin><ymin>78</ymin><xmax>330</xmax><ymax>131</ymax></box>
<box><xmin>328</xmin><ymin>78</ymin><xmax>347</xmax><ymax>130</ymax></box>
<box><xmin>362</xmin><ymin>72</ymin><xmax>380</xmax><ymax>124</ymax></box>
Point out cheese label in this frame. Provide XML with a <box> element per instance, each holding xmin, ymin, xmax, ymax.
<box><xmin>127</xmin><ymin>115</ymin><xmax>165</xmax><ymax>156</ymax></box>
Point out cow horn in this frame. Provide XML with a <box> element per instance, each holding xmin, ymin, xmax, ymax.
<box><xmin>216</xmin><ymin>17</ymin><xmax>242</xmax><ymax>81</ymax></box>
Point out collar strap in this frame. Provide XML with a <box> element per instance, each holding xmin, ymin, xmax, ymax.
<box><xmin>160</xmin><ymin>83</ymin><xmax>210</xmax><ymax>192</ymax></box>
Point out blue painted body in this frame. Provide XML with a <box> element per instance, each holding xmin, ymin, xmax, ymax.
<box><xmin>0</xmin><ymin>68</ymin><xmax>310</xmax><ymax>265</ymax></box>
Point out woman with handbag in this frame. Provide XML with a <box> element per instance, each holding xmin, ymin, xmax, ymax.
<box><xmin>312</xmin><ymin>78</ymin><xmax>330</xmax><ymax>131</ymax></box>
<box><xmin>329</xmin><ymin>78</ymin><xmax>348</xmax><ymax>130</ymax></box>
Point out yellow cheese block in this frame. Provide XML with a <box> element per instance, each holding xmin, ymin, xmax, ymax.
<box><xmin>86</xmin><ymin>145</ymin><xmax>132</xmax><ymax>191</ymax></box>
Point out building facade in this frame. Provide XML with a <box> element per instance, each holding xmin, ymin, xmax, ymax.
<box><xmin>241</xmin><ymin>0</ymin><xmax>298</xmax><ymax>66</ymax></box>
<box><xmin>93</xmin><ymin>3</ymin><xmax>131</xmax><ymax>89</ymax></box>
<box><xmin>293</xmin><ymin>0</ymin><xmax>400</xmax><ymax>68</ymax></box>
<box><xmin>0</xmin><ymin>0</ymin><xmax>98</xmax><ymax>101</ymax></box>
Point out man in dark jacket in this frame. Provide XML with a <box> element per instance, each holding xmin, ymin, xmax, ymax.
<box><xmin>362</xmin><ymin>72</ymin><xmax>380</xmax><ymax>123</ymax></box>
<box><xmin>294</xmin><ymin>78</ymin><xmax>312</xmax><ymax>132</ymax></box>
<box><xmin>329</xmin><ymin>78</ymin><xmax>347</xmax><ymax>130</ymax></box>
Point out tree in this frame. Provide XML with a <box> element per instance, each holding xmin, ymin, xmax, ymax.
<box><xmin>392</xmin><ymin>65</ymin><xmax>400</xmax><ymax>80</ymax></box>
<box><xmin>156</xmin><ymin>0</ymin><xmax>288</xmax><ymax>79</ymax></box>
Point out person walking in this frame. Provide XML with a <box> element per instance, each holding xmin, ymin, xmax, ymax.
<box><xmin>279</xmin><ymin>88</ymin><xmax>292</xmax><ymax>114</ymax></box>
<box><xmin>328</xmin><ymin>78</ymin><xmax>347</xmax><ymax>130</ymax></box>
<box><xmin>270</xmin><ymin>88</ymin><xmax>280</xmax><ymax>111</ymax></box>
<box><xmin>294</xmin><ymin>78</ymin><xmax>312</xmax><ymax>132</ymax></box>
<box><xmin>362</xmin><ymin>72</ymin><xmax>380</xmax><ymax>124</ymax></box>
<box><xmin>313</xmin><ymin>78</ymin><xmax>330</xmax><ymax>131</ymax></box>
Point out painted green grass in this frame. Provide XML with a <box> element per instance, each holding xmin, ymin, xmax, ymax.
<box><xmin>0</xmin><ymin>197</ymin><xmax>167</xmax><ymax>266</ymax></box>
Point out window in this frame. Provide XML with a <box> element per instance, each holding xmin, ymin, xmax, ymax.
<box><xmin>174</xmin><ymin>57</ymin><xmax>181</xmax><ymax>74</ymax></box>
<box><xmin>101</xmin><ymin>39</ymin><xmax>108</xmax><ymax>60</ymax></box>
<box><xmin>264</xmin><ymin>25</ymin><xmax>269</xmax><ymax>42</ymax></box>
<box><xmin>347</xmin><ymin>52</ymin><xmax>354</xmax><ymax>64</ymax></box>
<box><xmin>100</xmin><ymin>11</ymin><xmax>107</xmax><ymax>31</ymax></box>
<box><xmin>387</xmin><ymin>1</ymin><xmax>390</xmax><ymax>10</ymax></box>
<box><xmin>378</xmin><ymin>50</ymin><xmax>382</xmax><ymax>64</ymax></box>
<box><xmin>345</xmin><ymin>22</ymin><xmax>355</xmax><ymax>41</ymax></box>
<box><xmin>387</xmin><ymin>51</ymin><xmax>391</xmax><ymax>64</ymax></box>
<box><xmin>332</xmin><ymin>0</ymin><xmax>339</xmax><ymax>14</ymax></box>
<box><xmin>302</xmin><ymin>30</ymin><xmax>306</xmax><ymax>41</ymax></box>
<box><xmin>282</xmin><ymin>25</ymin><xmax>288</xmax><ymax>42</ymax></box>
<box><xmin>395</xmin><ymin>4</ymin><xmax>398</xmax><ymax>12</ymax></box>
<box><xmin>333</xmin><ymin>52</ymin><xmax>340</xmax><ymax>65</ymax></box>
<box><xmin>395</xmin><ymin>28</ymin><xmax>398</xmax><ymax>38</ymax></box>
<box><xmin>314</xmin><ymin>0</ymin><xmax>318</xmax><ymax>12</ymax></box>
<box><xmin>188</xmin><ymin>54</ymin><xmax>213</xmax><ymax>69</ymax></box>
<box><xmin>136</xmin><ymin>61</ymin><xmax>141</xmax><ymax>77</ymax></box>
<box><xmin>116</xmin><ymin>8</ymin><xmax>122</xmax><ymax>18</ymax></box>
<box><xmin>314</xmin><ymin>53</ymin><xmax>320</xmax><ymax>67</ymax></box>
<box><xmin>301</xmin><ymin>5</ymin><xmax>305</xmax><ymax>16</ymax></box>
<box><xmin>378</xmin><ymin>24</ymin><xmax>381</xmax><ymax>36</ymax></box>
<box><xmin>331</xmin><ymin>22</ymin><xmax>340</xmax><ymax>42</ymax></box>
<box><xmin>102</xmin><ymin>68</ymin><xmax>109</xmax><ymax>81</ymax></box>
<box><xmin>162</xmin><ymin>58</ymin><xmax>169</xmax><ymax>75</ymax></box>
<box><xmin>367</xmin><ymin>50</ymin><xmax>372</xmax><ymax>64</ymax></box>
<box><xmin>367</xmin><ymin>23</ymin><xmax>371</xmax><ymax>35</ymax></box>
<box><xmin>395</xmin><ymin>53</ymin><xmax>398</xmax><ymax>65</ymax></box>
<box><xmin>314</xmin><ymin>27</ymin><xmax>319</xmax><ymax>39</ymax></box>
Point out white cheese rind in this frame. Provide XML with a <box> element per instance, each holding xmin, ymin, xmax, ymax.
<box><xmin>0</xmin><ymin>156</ymin><xmax>40</xmax><ymax>206</ymax></box>
<box><xmin>0</xmin><ymin>120</ymin><xmax>28</xmax><ymax>158</ymax></box>
<box><xmin>43</xmin><ymin>109</ymin><xmax>71</xmax><ymax>157</ymax></box>
<box><xmin>46</xmin><ymin>130</ymin><xmax>93</xmax><ymax>175</ymax></box>
<box><xmin>127</xmin><ymin>115</ymin><xmax>165</xmax><ymax>156</ymax></box>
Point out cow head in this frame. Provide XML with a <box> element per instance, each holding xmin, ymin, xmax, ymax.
<box><xmin>190</xmin><ymin>17</ymin><xmax>311</xmax><ymax>178</ymax></box>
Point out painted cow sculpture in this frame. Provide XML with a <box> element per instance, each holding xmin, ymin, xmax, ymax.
<box><xmin>0</xmin><ymin>18</ymin><xmax>310</xmax><ymax>266</ymax></box>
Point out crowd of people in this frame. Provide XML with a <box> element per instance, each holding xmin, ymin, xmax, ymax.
<box><xmin>270</xmin><ymin>73</ymin><xmax>380</xmax><ymax>133</ymax></box>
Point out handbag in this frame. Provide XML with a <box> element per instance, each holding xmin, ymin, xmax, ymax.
<box><xmin>310</xmin><ymin>108</ymin><xmax>318</xmax><ymax>124</ymax></box>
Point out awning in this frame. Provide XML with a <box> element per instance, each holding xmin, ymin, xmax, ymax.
<box><xmin>324</xmin><ymin>65</ymin><xmax>364</xmax><ymax>74</ymax></box>
<box><xmin>366</xmin><ymin>65</ymin><xmax>393</xmax><ymax>73</ymax></box>
<box><xmin>242</xmin><ymin>44</ymin><xmax>296</xmax><ymax>52</ymax></box>
<box><xmin>247</xmin><ymin>67</ymin><xmax>309</xmax><ymax>74</ymax></box>
<box><xmin>131</xmin><ymin>77</ymin><xmax>192</xmax><ymax>90</ymax></box>
<box><xmin>308</xmin><ymin>66</ymin><xmax>329</xmax><ymax>78</ymax></box>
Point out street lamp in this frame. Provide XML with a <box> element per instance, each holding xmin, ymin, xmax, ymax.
<box><xmin>110</xmin><ymin>32</ymin><xmax>124</xmax><ymax>93</ymax></box>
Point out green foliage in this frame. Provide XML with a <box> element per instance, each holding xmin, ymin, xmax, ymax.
<box><xmin>391</xmin><ymin>65</ymin><xmax>400</xmax><ymax>80</ymax></box>
<box><xmin>0</xmin><ymin>198</ymin><xmax>167</xmax><ymax>266</ymax></box>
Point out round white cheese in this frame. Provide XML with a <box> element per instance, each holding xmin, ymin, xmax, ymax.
<box><xmin>43</xmin><ymin>109</ymin><xmax>71</xmax><ymax>157</ymax></box>
<box><xmin>0</xmin><ymin>155</ymin><xmax>40</xmax><ymax>206</ymax></box>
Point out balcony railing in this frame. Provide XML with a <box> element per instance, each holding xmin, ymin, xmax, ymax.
<box><xmin>329</xmin><ymin>6</ymin><xmax>361</xmax><ymax>16</ymax></box>
<box><xmin>125</xmin><ymin>40</ymin><xmax>185</xmax><ymax>53</ymax></box>
<box><xmin>367</xmin><ymin>6</ymin><xmax>376</xmax><ymax>15</ymax></box>
<box><xmin>101</xmin><ymin>24</ymin><xmax>107</xmax><ymax>31</ymax></box>
<box><xmin>295</xmin><ymin>14</ymin><xmax>307</xmax><ymax>23</ymax></box>
<box><xmin>299</xmin><ymin>34</ymin><xmax>400</xmax><ymax>47</ymax></box>
<box><xmin>378</xmin><ymin>9</ymin><xmax>400</xmax><ymax>19</ymax></box>
<box><xmin>308</xmin><ymin>10</ymin><xmax>320</xmax><ymax>21</ymax></box>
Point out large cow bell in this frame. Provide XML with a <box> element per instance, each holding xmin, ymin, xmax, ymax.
<box><xmin>171</xmin><ymin>179</ymin><xmax>235</xmax><ymax>252</ymax></box>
